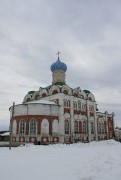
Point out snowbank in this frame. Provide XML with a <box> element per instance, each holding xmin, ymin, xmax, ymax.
<box><xmin>0</xmin><ymin>140</ymin><xmax>121</xmax><ymax>180</ymax></box>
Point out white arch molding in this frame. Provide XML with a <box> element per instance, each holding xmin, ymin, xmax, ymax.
<box><xmin>41</xmin><ymin>119</ymin><xmax>49</xmax><ymax>135</ymax></box>
<box><xmin>64</xmin><ymin>113</ymin><xmax>70</xmax><ymax>119</ymax></box>
<box><xmin>52</xmin><ymin>119</ymin><xmax>59</xmax><ymax>133</ymax></box>
<box><xmin>12</xmin><ymin>119</ymin><xmax>16</xmax><ymax>135</ymax></box>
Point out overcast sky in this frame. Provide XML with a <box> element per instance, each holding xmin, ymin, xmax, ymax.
<box><xmin>0</xmin><ymin>0</ymin><xmax>121</xmax><ymax>130</ymax></box>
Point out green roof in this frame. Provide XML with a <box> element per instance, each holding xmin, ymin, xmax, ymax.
<box><xmin>28</xmin><ymin>91</ymin><xmax>35</xmax><ymax>94</ymax></box>
<box><xmin>83</xmin><ymin>90</ymin><xmax>90</xmax><ymax>94</ymax></box>
<box><xmin>54</xmin><ymin>82</ymin><xmax>65</xmax><ymax>86</ymax></box>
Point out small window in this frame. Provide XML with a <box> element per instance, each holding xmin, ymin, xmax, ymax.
<box><xmin>101</xmin><ymin>123</ymin><xmax>104</xmax><ymax>133</ymax></box>
<box><xmin>90</xmin><ymin>122</ymin><xmax>94</xmax><ymax>134</ymax></box>
<box><xmin>83</xmin><ymin>121</ymin><xmax>87</xmax><ymax>134</ymax></box>
<box><xmin>64</xmin><ymin>100</ymin><xmax>70</xmax><ymax>108</ymax></box>
<box><xmin>67</xmin><ymin>101</ymin><xmax>70</xmax><ymax>108</ymax></box>
<box><xmin>65</xmin><ymin>120</ymin><xmax>69</xmax><ymax>134</ymax></box>
<box><xmin>54</xmin><ymin>99</ymin><xmax>58</xmax><ymax>105</ymax></box>
<box><xmin>98</xmin><ymin>123</ymin><xmax>101</xmax><ymax>133</ymax></box>
<box><xmin>20</xmin><ymin>120</ymin><xmax>25</xmax><ymax>135</ymax></box>
<box><xmin>89</xmin><ymin>105</ymin><xmax>94</xmax><ymax>112</ymax></box>
<box><xmin>73</xmin><ymin>93</ymin><xmax>78</xmax><ymax>97</ymax></box>
<box><xmin>78</xmin><ymin>101</ymin><xmax>81</xmax><ymax>110</ymax></box>
<box><xmin>63</xmin><ymin>90</ymin><xmax>68</xmax><ymax>95</ymax></box>
<box><xmin>52</xmin><ymin>90</ymin><xmax>58</xmax><ymax>95</ymax></box>
<box><xmin>74</xmin><ymin>121</ymin><xmax>78</xmax><ymax>133</ymax></box>
<box><xmin>98</xmin><ymin>123</ymin><xmax>105</xmax><ymax>133</ymax></box>
<box><xmin>89</xmin><ymin>97</ymin><xmax>92</xmax><ymax>101</ymax></box>
<box><xmin>42</xmin><ymin>93</ymin><xmax>47</xmax><ymax>97</ymax></box>
<box><xmin>27</xmin><ymin>98</ymin><xmax>30</xmax><ymax>102</ymax></box>
<box><xmin>73</xmin><ymin>102</ymin><xmax>77</xmax><ymax>109</ymax></box>
<box><xmin>30</xmin><ymin>119</ymin><xmax>36</xmax><ymax>135</ymax></box>
<box><xmin>82</xmin><ymin>104</ymin><xmax>86</xmax><ymax>111</ymax></box>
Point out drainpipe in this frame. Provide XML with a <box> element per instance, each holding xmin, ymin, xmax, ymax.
<box><xmin>9</xmin><ymin>102</ymin><xmax>15</xmax><ymax>150</ymax></box>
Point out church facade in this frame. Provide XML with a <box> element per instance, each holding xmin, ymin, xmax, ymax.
<box><xmin>10</xmin><ymin>54</ymin><xmax>115</xmax><ymax>144</ymax></box>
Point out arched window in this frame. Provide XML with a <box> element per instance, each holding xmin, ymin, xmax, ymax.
<box><xmin>73</xmin><ymin>102</ymin><xmax>77</xmax><ymax>109</ymax></box>
<box><xmin>73</xmin><ymin>93</ymin><xmax>78</xmax><ymax>97</ymax></box>
<box><xmin>74</xmin><ymin>121</ymin><xmax>78</xmax><ymax>133</ymax></box>
<box><xmin>27</xmin><ymin>98</ymin><xmax>30</xmax><ymax>102</ymax></box>
<box><xmin>98</xmin><ymin>123</ymin><xmax>101</xmax><ymax>133</ymax></box>
<box><xmin>89</xmin><ymin>97</ymin><xmax>92</xmax><ymax>101</ymax></box>
<box><xmin>90</xmin><ymin>122</ymin><xmax>94</xmax><ymax>134</ymax></box>
<box><xmin>101</xmin><ymin>123</ymin><xmax>104</xmax><ymax>133</ymax></box>
<box><xmin>64</xmin><ymin>100</ymin><xmax>67</xmax><ymax>107</ymax></box>
<box><xmin>20</xmin><ymin>120</ymin><xmax>25</xmax><ymax>135</ymax></box>
<box><xmin>65</xmin><ymin>120</ymin><xmax>69</xmax><ymax>134</ymax></box>
<box><xmin>89</xmin><ymin>105</ymin><xmax>94</xmax><ymax>112</ymax></box>
<box><xmin>42</xmin><ymin>93</ymin><xmax>47</xmax><ymax>97</ymax></box>
<box><xmin>83</xmin><ymin>121</ymin><xmax>87</xmax><ymax>134</ymax></box>
<box><xmin>63</xmin><ymin>90</ymin><xmax>68</xmax><ymax>95</ymax></box>
<box><xmin>82</xmin><ymin>104</ymin><xmax>86</xmax><ymax>111</ymax></box>
<box><xmin>98</xmin><ymin>123</ymin><xmax>105</xmax><ymax>134</ymax></box>
<box><xmin>64</xmin><ymin>100</ymin><xmax>70</xmax><ymax>108</ymax></box>
<box><xmin>67</xmin><ymin>100</ymin><xmax>70</xmax><ymax>108</ymax></box>
<box><xmin>52</xmin><ymin>90</ymin><xmax>58</xmax><ymax>95</ymax></box>
<box><xmin>30</xmin><ymin>119</ymin><xmax>36</xmax><ymax>135</ymax></box>
<box><xmin>78</xmin><ymin>101</ymin><xmax>81</xmax><ymax>110</ymax></box>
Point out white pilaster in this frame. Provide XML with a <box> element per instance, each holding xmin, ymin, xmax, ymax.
<box><xmin>58</xmin><ymin>94</ymin><xmax>65</xmax><ymax>143</ymax></box>
<box><xmin>70</xmin><ymin>96</ymin><xmax>74</xmax><ymax>142</ymax></box>
<box><xmin>105</xmin><ymin>111</ymin><xmax>109</xmax><ymax>139</ymax></box>
<box><xmin>87</xmin><ymin>99</ymin><xmax>91</xmax><ymax>142</ymax></box>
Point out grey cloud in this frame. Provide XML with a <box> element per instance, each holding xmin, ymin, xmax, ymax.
<box><xmin>0</xmin><ymin>0</ymin><xmax>121</xmax><ymax>130</ymax></box>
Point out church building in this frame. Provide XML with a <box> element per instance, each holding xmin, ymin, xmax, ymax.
<box><xmin>9</xmin><ymin>53</ymin><xmax>115</xmax><ymax>144</ymax></box>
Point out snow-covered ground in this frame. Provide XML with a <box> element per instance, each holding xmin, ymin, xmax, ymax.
<box><xmin>0</xmin><ymin>140</ymin><xmax>121</xmax><ymax>180</ymax></box>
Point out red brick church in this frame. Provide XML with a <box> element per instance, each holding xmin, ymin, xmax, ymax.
<box><xmin>9</xmin><ymin>53</ymin><xmax>115</xmax><ymax>144</ymax></box>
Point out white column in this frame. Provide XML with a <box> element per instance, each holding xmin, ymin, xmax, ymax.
<box><xmin>58</xmin><ymin>94</ymin><xmax>65</xmax><ymax>143</ymax></box>
<box><xmin>70</xmin><ymin>96</ymin><xmax>74</xmax><ymax>142</ymax></box>
<box><xmin>105</xmin><ymin>111</ymin><xmax>109</xmax><ymax>139</ymax></box>
<box><xmin>87</xmin><ymin>99</ymin><xmax>91</xmax><ymax>142</ymax></box>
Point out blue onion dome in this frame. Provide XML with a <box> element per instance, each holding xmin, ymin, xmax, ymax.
<box><xmin>51</xmin><ymin>59</ymin><xmax>67</xmax><ymax>72</ymax></box>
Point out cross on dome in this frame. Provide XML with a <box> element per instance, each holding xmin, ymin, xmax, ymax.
<box><xmin>56</xmin><ymin>51</ymin><xmax>61</xmax><ymax>60</ymax></box>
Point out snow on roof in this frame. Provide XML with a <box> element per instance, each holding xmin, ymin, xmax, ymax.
<box><xmin>26</xmin><ymin>99</ymin><xmax>56</xmax><ymax>105</ymax></box>
<box><xmin>1</xmin><ymin>132</ymin><xmax>9</xmax><ymax>136</ymax></box>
